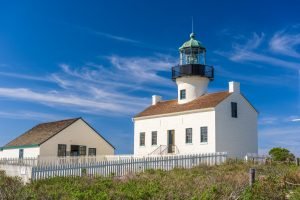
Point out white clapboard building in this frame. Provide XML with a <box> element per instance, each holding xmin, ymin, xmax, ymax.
<box><xmin>0</xmin><ymin>118</ymin><xmax>114</xmax><ymax>159</ymax></box>
<box><xmin>133</xmin><ymin>33</ymin><xmax>258</xmax><ymax>157</ymax></box>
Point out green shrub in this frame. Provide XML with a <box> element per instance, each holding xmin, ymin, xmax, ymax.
<box><xmin>290</xmin><ymin>187</ymin><xmax>300</xmax><ymax>200</ymax></box>
<box><xmin>0</xmin><ymin>163</ymin><xmax>299</xmax><ymax>199</ymax></box>
<box><xmin>269</xmin><ymin>147</ymin><xmax>295</xmax><ymax>162</ymax></box>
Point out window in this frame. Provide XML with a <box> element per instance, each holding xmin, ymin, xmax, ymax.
<box><xmin>88</xmin><ymin>148</ymin><xmax>97</xmax><ymax>156</ymax></box>
<box><xmin>70</xmin><ymin>145</ymin><xmax>79</xmax><ymax>156</ymax></box>
<box><xmin>180</xmin><ymin>89</ymin><xmax>186</xmax><ymax>100</ymax></box>
<box><xmin>57</xmin><ymin>144</ymin><xmax>66</xmax><ymax>157</ymax></box>
<box><xmin>200</xmin><ymin>127</ymin><xmax>208</xmax><ymax>143</ymax></box>
<box><xmin>151</xmin><ymin>131</ymin><xmax>157</xmax><ymax>145</ymax></box>
<box><xmin>79</xmin><ymin>146</ymin><xmax>87</xmax><ymax>156</ymax></box>
<box><xmin>140</xmin><ymin>132</ymin><xmax>145</xmax><ymax>146</ymax></box>
<box><xmin>185</xmin><ymin>128</ymin><xmax>192</xmax><ymax>144</ymax></box>
<box><xmin>19</xmin><ymin>149</ymin><xmax>24</xmax><ymax>159</ymax></box>
<box><xmin>231</xmin><ymin>102</ymin><xmax>238</xmax><ymax>118</ymax></box>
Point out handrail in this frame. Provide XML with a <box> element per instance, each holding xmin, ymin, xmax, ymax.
<box><xmin>148</xmin><ymin>145</ymin><xmax>168</xmax><ymax>155</ymax></box>
<box><xmin>149</xmin><ymin>145</ymin><xmax>180</xmax><ymax>155</ymax></box>
<box><xmin>171</xmin><ymin>64</ymin><xmax>214</xmax><ymax>81</ymax></box>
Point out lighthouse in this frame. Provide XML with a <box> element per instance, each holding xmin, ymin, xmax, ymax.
<box><xmin>172</xmin><ymin>33</ymin><xmax>214</xmax><ymax>104</ymax></box>
<box><xmin>134</xmin><ymin>32</ymin><xmax>258</xmax><ymax>157</ymax></box>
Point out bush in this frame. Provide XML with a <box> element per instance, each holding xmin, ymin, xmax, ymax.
<box><xmin>290</xmin><ymin>188</ymin><xmax>300</xmax><ymax>200</ymax></box>
<box><xmin>269</xmin><ymin>147</ymin><xmax>295</xmax><ymax>162</ymax></box>
<box><xmin>0</xmin><ymin>163</ymin><xmax>299</xmax><ymax>199</ymax></box>
<box><xmin>0</xmin><ymin>170</ymin><xmax>27</xmax><ymax>200</ymax></box>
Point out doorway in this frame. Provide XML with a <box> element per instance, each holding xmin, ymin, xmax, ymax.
<box><xmin>167</xmin><ymin>130</ymin><xmax>175</xmax><ymax>153</ymax></box>
<box><xmin>19</xmin><ymin>149</ymin><xmax>24</xmax><ymax>159</ymax></box>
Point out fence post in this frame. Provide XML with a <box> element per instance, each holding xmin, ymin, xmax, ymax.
<box><xmin>296</xmin><ymin>158</ymin><xmax>300</xmax><ymax>166</ymax></box>
<box><xmin>249</xmin><ymin>168</ymin><xmax>256</xmax><ymax>187</ymax></box>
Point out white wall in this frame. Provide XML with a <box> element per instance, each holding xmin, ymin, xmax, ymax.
<box><xmin>40</xmin><ymin>119</ymin><xmax>114</xmax><ymax>157</ymax></box>
<box><xmin>134</xmin><ymin>92</ymin><xmax>258</xmax><ymax>157</ymax></box>
<box><xmin>0</xmin><ymin>164</ymin><xmax>32</xmax><ymax>183</ymax></box>
<box><xmin>215</xmin><ymin>93</ymin><xmax>258</xmax><ymax>157</ymax></box>
<box><xmin>176</xmin><ymin>76</ymin><xmax>209</xmax><ymax>104</ymax></box>
<box><xmin>0</xmin><ymin>147</ymin><xmax>40</xmax><ymax>158</ymax></box>
<box><xmin>134</xmin><ymin>109</ymin><xmax>216</xmax><ymax>155</ymax></box>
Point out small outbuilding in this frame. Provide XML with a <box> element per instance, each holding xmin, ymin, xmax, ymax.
<box><xmin>0</xmin><ymin>117</ymin><xmax>115</xmax><ymax>158</ymax></box>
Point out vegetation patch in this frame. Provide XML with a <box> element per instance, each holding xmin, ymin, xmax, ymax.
<box><xmin>0</xmin><ymin>162</ymin><xmax>299</xmax><ymax>200</ymax></box>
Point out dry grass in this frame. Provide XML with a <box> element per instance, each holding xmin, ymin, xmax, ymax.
<box><xmin>0</xmin><ymin>162</ymin><xmax>299</xmax><ymax>200</ymax></box>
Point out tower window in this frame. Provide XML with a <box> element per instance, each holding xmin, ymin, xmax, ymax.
<box><xmin>180</xmin><ymin>89</ymin><xmax>186</xmax><ymax>100</ymax></box>
<box><xmin>200</xmin><ymin>127</ymin><xmax>208</xmax><ymax>143</ymax></box>
<box><xmin>140</xmin><ymin>132</ymin><xmax>145</xmax><ymax>146</ymax></box>
<box><xmin>185</xmin><ymin>128</ymin><xmax>192</xmax><ymax>144</ymax></box>
<box><xmin>151</xmin><ymin>131</ymin><xmax>157</xmax><ymax>145</ymax></box>
<box><xmin>231</xmin><ymin>102</ymin><xmax>238</xmax><ymax>118</ymax></box>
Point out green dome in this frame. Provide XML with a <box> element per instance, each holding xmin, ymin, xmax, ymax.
<box><xmin>179</xmin><ymin>33</ymin><xmax>206</xmax><ymax>50</ymax></box>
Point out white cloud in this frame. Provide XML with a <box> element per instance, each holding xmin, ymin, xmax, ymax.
<box><xmin>269</xmin><ymin>29</ymin><xmax>300</xmax><ymax>58</ymax></box>
<box><xmin>259</xmin><ymin>116</ymin><xmax>279</xmax><ymax>125</ymax></box>
<box><xmin>0</xmin><ymin>111</ymin><xmax>65</xmax><ymax>121</ymax></box>
<box><xmin>259</xmin><ymin>115</ymin><xmax>300</xmax><ymax>125</ymax></box>
<box><xmin>217</xmin><ymin>65</ymin><xmax>296</xmax><ymax>86</ymax></box>
<box><xmin>259</xmin><ymin>125</ymin><xmax>300</xmax><ymax>156</ymax></box>
<box><xmin>76</xmin><ymin>26</ymin><xmax>141</xmax><ymax>44</ymax></box>
<box><xmin>74</xmin><ymin>25</ymin><xmax>176</xmax><ymax>52</ymax></box>
<box><xmin>0</xmin><ymin>71</ymin><xmax>53</xmax><ymax>82</ymax></box>
<box><xmin>230</xmin><ymin>51</ymin><xmax>299</xmax><ymax>70</ymax></box>
<box><xmin>232</xmin><ymin>33</ymin><xmax>265</xmax><ymax>51</ymax></box>
<box><xmin>0</xmin><ymin>55</ymin><xmax>178</xmax><ymax>116</ymax></box>
<box><xmin>92</xmin><ymin>31</ymin><xmax>140</xmax><ymax>44</ymax></box>
<box><xmin>0</xmin><ymin>87</ymin><xmax>146</xmax><ymax>115</ymax></box>
<box><xmin>107</xmin><ymin>55</ymin><xmax>175</xmax><ymax>83</ymax></box>
<box><xmin>215</xmin><ymin>31</ymin><xmax>300</xmax><ymax>70</ymax></box>
<box><xmin>56</xmin><ymin>55</ymin><xmax>177</xmax><ymax>95</ymax></box>
<box><xmin>260</xmin><ymin>126</ymin><xmax>300</xmax><ymax>136</ymax></box>
<box><xmin>291</xmin><ymin>118</ymin><xmax>300</xmax><ymax>122</ymax></box>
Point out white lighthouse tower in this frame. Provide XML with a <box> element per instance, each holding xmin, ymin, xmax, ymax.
<box><xmin>134</xmin><ymin>32</ymin><xmax>258</xmax><ymax>157</ymax></box>
<box><xmin>172</xmin><ymin>33</ymin><xmax>214</xmax><ymax>104</ymax></box>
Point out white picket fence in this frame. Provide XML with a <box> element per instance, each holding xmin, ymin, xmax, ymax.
<box><xmin>245</xmin><ymin>153</ymin><xmax>268</xmax><ymax>164</ymax></box>
<box><xmin>31</xmin><ymin>152</ymin><xmax>227</xmax><ymax>181</ymax></box>
<box><xmin>0</xmin><ymin>157</ymin><xmax>39</xmax><ymax>166</ymax></box>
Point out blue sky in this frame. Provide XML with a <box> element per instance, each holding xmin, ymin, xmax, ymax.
<box><xmin>0</xmin><ymin>0</ymin><xmax>299</xmax><ymax>155</ymax></box>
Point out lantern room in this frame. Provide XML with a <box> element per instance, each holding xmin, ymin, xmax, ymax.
<box><xmin>179</xmin><ymin>32</ymin><xmax>206</xmax><ymax>65</ymax></box>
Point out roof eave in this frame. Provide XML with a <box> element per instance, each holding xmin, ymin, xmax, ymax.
<box><xmin>2</xmin><ymin>144</ymin><xmax>39</xmax><ymax>150</ymax></box>
<box><xmin>134</xmin><ymin>107</ymin><xmax>216</xmax><ymax>121</ymax></box>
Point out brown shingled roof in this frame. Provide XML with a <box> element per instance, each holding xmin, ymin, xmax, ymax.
<box><xmin>135</xmin><ymin>91</ymin><xmax>231</xmax><ymax>118</ymax></box>
<box><xmin>5</xmin><ymin>118</ymin><xmax>80</xmax><ymax>147</ymax></box>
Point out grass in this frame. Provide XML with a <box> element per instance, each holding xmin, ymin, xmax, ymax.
<box><xmin>0</xmin><ymin>162</ymin><xmax>299</xmax><ymax>200</ymax></box>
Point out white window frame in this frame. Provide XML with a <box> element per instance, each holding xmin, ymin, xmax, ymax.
<box><xmin>151</xmin><ymin>131</ymin><xmax>157</xmax><ymax>146</ymax></box>
<box><xmin>200</xmin><ymin>127</ymin><xmax>208</xmax><ymax>143</ymax></box>
<box><xmin>185</xmin><ymin>128</ymin><xmax>193</xmax><ymax>144</ymax></box>
<box><xmin>140</xmin><ymin>132</ymin><xmax>145</xmax><ymax>146</ymax></box>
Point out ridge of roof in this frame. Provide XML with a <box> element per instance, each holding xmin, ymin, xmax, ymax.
<box><xmin>36</xmin><ymin>117</ymin><xmax>81</xmax><ymax>126</ymax></box>
<box><xmin>4</xmin><ymin>117</ymin><xmax>81</xmax><ymax>147</ymax></box>
<box><xmin>134</xmin><ymin>91</ymin><xmax>231</xmax><ymax>118</ymax></box>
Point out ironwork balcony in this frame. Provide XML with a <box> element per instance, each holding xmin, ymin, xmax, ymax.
<box><xmin>171</xmin><ymin>64</ymin><xmax>214</xmax><ymax>81</ymax></box>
